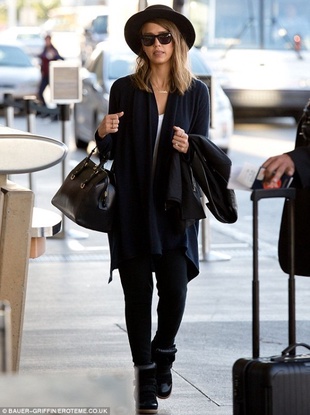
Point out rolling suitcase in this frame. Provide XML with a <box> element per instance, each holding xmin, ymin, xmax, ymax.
<box><xmin>232</xmin><ymin>188</ymin><xmax>310</xmax><ymax>415</ymax></box>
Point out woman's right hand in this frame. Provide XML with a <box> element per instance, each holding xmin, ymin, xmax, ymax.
<box><xmin>97</xmin><ymin>111</ymin><xmax>124</xmax><ymax>139</ymax></box>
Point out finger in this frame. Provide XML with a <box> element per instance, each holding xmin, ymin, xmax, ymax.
<box><xmin>173</xmin><ymin>126</ymin><xmax>184</xmax><ymax>137</ymax></box>
<box><xmin>173</xmin><ymin>141</ymin><xmax>188</xmax><ymax>153</ymax></box>
<box><xmin>263</xmin><ymin>160</ymin><xmax>280</xmax><ymax>178</ymax></box>
<box><xmin>261</xmin><ymin>156</ymin><xmax>275</xmax><ymax>169</ymax></box>
<box><xmin>111</xmin><ymin>111</ymin><xmax>124</xmax><ymax>128</ymax></box>
<box><xmin>272</xmin><ymin>168</ymin><xmax>286</xmax><ymax>183</ymax></box>
<box><xmin>111</xmin><ymin>112</ymin><xmax>124</xmax><ymax>122</ymax></box>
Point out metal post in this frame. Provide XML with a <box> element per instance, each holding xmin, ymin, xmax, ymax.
<box><xmin>24</xmin><ymin>95</ymin><xmax>36</xmax><ymax>135</ymax></box>
<box><xmin>259</xmin><ymin>0</ymin><xmax>265</xmax><ymax>48</ymax></box>
<box><xmin>24</xmin><ymin>95</ymin><xmax>37</xmax><ymax>190</ymax></box>
<box><xmin>59</xmin><ymin>104</ymin><xmax>71</xmax><ymax>179</ymax></box>
<box><xmin>252</xmin><ymin>195</ymin><xmax>260</xmax><ymax>358</ymax></box>
<box><xmin>173</xmin><ymin>0</ymin><xmax>184</xmax><ymax>12</ymax></box>
<box><xmin>138</xmin><ymin>0</ymin><xmax>148</xmax><ymax>11</ymax></box>
<box><xmin>4</xmin><ymin>94</ymin><xmax>14</xmax><ymax>128</ymax></box>
<box><xmin>200</xmin><ymin>193</ymin><xmax>231</xmax><ymax>262</ymax></box>
<box><xmin>58</xmin><ymin>104</ymin><xmax>71</xmax><ymax>236</ymax></box>
<box><xmin>200</xmin><ymin>198</ymin><xmax>210</xmax><ymax>261</ymax></box>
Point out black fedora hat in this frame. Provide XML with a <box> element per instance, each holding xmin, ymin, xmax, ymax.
<box><xmin>124</xmin><ymin>4</ymin><xmax>196</xmax><ymax>55</ymax></box>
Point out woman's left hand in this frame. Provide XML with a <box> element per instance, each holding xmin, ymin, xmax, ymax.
<box><xmin>172</xmin><ymin>126</ymin><xmax>189</xmax><ymax>153</ymax></box>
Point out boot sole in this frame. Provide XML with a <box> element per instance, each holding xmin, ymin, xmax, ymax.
<box><xmin>157</xmin><ymin>393</ymin><xmax>171</xmax><ymax>399</ymax></box>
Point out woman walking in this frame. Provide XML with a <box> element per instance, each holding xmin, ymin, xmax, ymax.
<box><xmin>95</xmin><ymin>5</ymin><xmax>210</xmax><ymax>413</ymax></box>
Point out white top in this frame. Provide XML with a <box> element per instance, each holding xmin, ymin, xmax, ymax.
<box><xmin>152</xmin><ymin>114</ymin><xmax>164</xmax><ymax>178</ymax></box>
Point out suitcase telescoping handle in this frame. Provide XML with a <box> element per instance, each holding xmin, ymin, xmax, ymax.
<box><xmin>250</xmin><ymin>188</ymin><xmax>296</xmax><ymax>359</ymax></box>
<box><xmin>271</xmin><ymin>343</ymin><xmax>310</xmax><ymax>362</ymax></box>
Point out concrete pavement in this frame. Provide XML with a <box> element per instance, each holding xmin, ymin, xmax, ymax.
<box><xmin>15</xmin><ymin>221</ymin><xmax>310</xmax><ymax>415</ymax></box>
<box><xmin>2</xmin><ymin>115</ymin><xmax>310</xmax><ymax>414</ymax></box>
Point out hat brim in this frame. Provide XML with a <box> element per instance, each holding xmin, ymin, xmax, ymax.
<box><xmin>124</xmin><ymin>6</ymin><xmax>196</xmax><ymax>55</ymax></box>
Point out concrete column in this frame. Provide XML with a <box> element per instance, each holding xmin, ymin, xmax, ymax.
<box><xmin>0</xmin><ymin>181</ymin><xmax>34</xmax><ymax>371</ymax></box>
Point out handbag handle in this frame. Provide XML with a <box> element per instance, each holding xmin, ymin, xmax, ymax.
<box><xmin>70</xmin><ymin>147</ymin><xmax>110</xmax><ymax>181</ymax></box>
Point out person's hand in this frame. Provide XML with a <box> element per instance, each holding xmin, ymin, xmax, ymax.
<box><xmin>172</xmin><ymin>126</ymin><xmax>189</xmax><ymax>153</ymax></box>
<box><xmin>262</xmin><ymin>154</ymin><xmax>295</xmax><ymax>186</ymax></box>
<box><xmin>97</xmin><ymin>111</ymin><xmax>124</xmax><ymax>139</ymax></box>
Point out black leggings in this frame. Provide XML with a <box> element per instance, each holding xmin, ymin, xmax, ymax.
<box><xmin>119</xmin><ymin>249</ymin><xmax>188</xmax><ymax>366</ymax></box>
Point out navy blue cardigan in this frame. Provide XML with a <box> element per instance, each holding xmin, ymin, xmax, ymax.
<box><xmin>96</xmin><ymin>75</ymin><xmax>210</xmax><ymax>281</ymax></box>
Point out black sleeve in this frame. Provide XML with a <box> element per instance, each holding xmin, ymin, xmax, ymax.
<box><xmin>287</xmin><ymin>146</ymin><xmax>310</xmax><ymax>188</ymax></box>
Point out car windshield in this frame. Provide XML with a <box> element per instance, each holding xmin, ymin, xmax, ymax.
<box><xmin>106</xmin><ymin>49</ymin><xmax>210</xmax><ymax>80</ymax></box>
<box><xmin>107</xmin><ymin>54</ymin><xmax>136</xmax><ymax>80</ymax></box>
<box><xmin>0</xmin><ymin>45</ymin><xmax>32</xmax><ymax>67</ymax></box>
<box><xmin>92</xmin><ymin>15</ymin><xmax>108</xmax><ymax>35</ymax></box>
<box><xmin>189</xmin><ymin>50</ymin><xmax>211</xmax><ymax>75</ymax></box>
<box><xmin>16</xmin><ymin>33</ymin><xmax>41</xmax><ymax>42</ymax></box>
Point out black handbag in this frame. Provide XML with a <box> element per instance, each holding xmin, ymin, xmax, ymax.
<box><xmin>51</xmin><ymin>147</ymin><xmax>116</xmax><ymax>232</ymax></box>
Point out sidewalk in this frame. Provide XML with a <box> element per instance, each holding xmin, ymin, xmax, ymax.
<box><xmin>2</xmin><ymin>116</ymin><xmax>310</xmax><ymax>414</ymax></box>
<box><xmin>16</xmin><ymin>225</ymin><xmax>310</xmax><ymax>415</ymax></box>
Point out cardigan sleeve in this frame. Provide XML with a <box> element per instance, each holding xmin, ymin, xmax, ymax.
<box><xmin>287</xmin><ymin>146</ymin><xmax>310</xmax><ymax>188</ymax></box>
<box><xmin>94</xmin><ymin>78</ymin><xmax>126</xmax><ymax>159</ymax></box>
<box><xmin>189</xmin><ymin>79</ymin><xmax>210</xmax><ymax>137</ymax></box>
<box><xmin>186</xmin><ymin>80</ymin><xmax>210</xmax><ymax>162</ymax></box>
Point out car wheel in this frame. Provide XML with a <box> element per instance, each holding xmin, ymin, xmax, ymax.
<box><xmin>74</xmin><ymin>121</ymin><xmax>89</xmax><ymax>149</ymax></box>
<box><xmin>293</xmin><ymin>111</ymin><xmax>303</xmax><ymax>124</ymax></box>
<box><xmin>75</xmin><ymin>137</ymin><xmax>89</xmax><ymax>150</ymax></box>
<box><xmin>74</xmin><ymin>106</ymin><xmax>89</xmax><ymax>149</ymax></box>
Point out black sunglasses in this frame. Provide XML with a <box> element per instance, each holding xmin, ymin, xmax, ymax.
<box><xmin>140</xmin><ymin>32</ymin><xmax>173</xmax><ymax>47</ymax></box>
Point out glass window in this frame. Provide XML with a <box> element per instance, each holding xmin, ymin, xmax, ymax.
<box><xmin>0</xmin><ymin>46</ymin><xmax>32</xmax><ymax>67</ymax></box>
<box><xmin>192</xmin><ymin>0</ymin><xmax>310</xmax><ymax>50</ymax></box>
<box><xmin>107</xmin><ymin>54</ymin><xmax>135</xmax><ymax>80</ymax></box>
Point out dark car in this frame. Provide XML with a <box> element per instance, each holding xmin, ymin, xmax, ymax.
<box><xmin>74</xmin><ymin>41</ymin><xmax>233</xmax><ymax>152</ymax></box>
<box><xmin>80</xmin><ymin>15</ymin><xmax>109</xmax><ymax>64</ymax></box>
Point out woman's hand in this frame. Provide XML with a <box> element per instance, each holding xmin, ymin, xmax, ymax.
<box><xmin>172</xmin><ymin>126</ymin><xmax>189</xmax><ymax>153</ymax></box>
<box><xmin>97</xmin><ymin>111</ymin><xmax>124</xmax><ymax>139</ymax></box>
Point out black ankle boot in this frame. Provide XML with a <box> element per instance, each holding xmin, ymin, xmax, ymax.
<box><xmin>152</xmin><ymin>345</ymin><xmax>177</xmax><ymax>399</ymax></box>
<box><xmin>134</xmin><ymin>363</ymin><xmax>158</xmax><ymax>414</ymax></box>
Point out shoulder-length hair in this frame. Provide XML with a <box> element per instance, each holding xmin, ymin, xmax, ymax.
<box><xmin>131</xmin><ymin>19</ymin><xmax>195</xmax><ymax>95</ymax></box>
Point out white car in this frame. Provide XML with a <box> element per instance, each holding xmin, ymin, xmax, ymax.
<box><xmin>0</xmin><ymin>42</ymin><xmax>41</xmax><ymax>105</ymax></box>
<box><xmin>0</xmin><ymin>27</ymin><xmax>45</xmax><ymax>57</ymax></box>
<box><xmin>74</xmin><ymin>42</ymin><xmax>233</xmax><ymax>152</ymax></box>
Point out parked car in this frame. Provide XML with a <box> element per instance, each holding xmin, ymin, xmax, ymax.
<box><xmin>0</xmin><ymin>26</ymin><xmax>45</xmax><ymax>57</ymax></box>
<box><xmin>207</xmin><ymin>48</ymin><xmax>310</xmax><ymax>122</ymax></box>
<box><xmin>0</xmin><ymin>42</ymin><xmax>41</xmax><ymax>106</ymax></box>
<box><xmin>80</xmin><ymin>14</ymin><xmax>109</xmax><ymax>64</ymax></box>
<box><xmin>74</xmin><ymin>42</ymin><xmax>233</xmax><ymax>152</ymax></box>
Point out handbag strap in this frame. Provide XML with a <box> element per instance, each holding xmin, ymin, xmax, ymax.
<box><xmin>71</xmin><ymin>147</ymin><xmax>110</xmax><ymax>181</ymax></box>
<box><xmin>80</xmin><ymin>166</ymin><xmax>109</xmax><ymax>189</ymax></box>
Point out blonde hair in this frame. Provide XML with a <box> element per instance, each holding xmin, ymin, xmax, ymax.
<box><xmin>131</xmin><ymin>19</ymin><xmax>195</xmax><ymax>95</ymax></box>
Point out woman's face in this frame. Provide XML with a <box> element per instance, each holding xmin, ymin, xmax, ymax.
<box><xmin>141</xmin><ymin>22</ymin><xmax>174</xmax><ymax>66</ymax></box>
